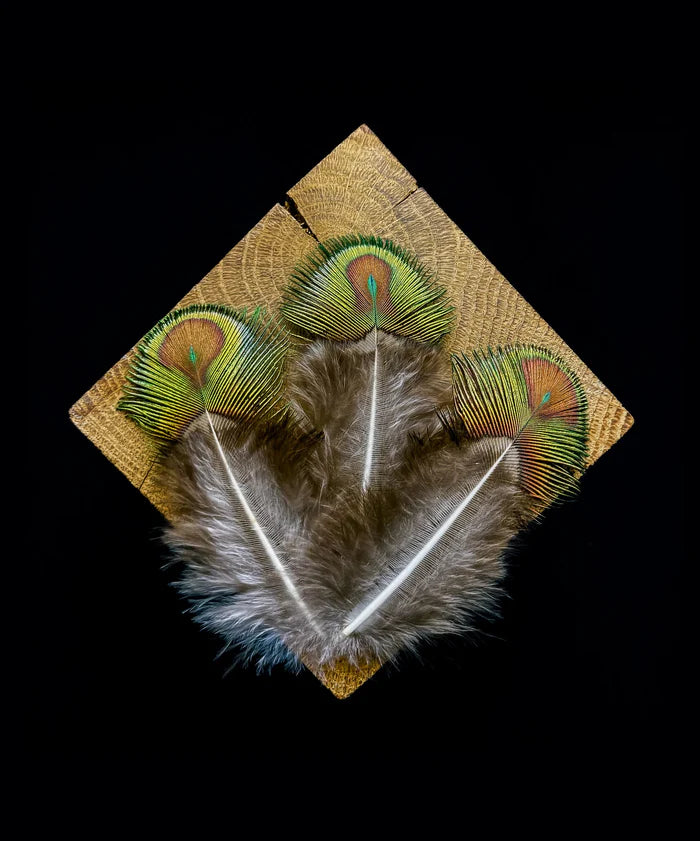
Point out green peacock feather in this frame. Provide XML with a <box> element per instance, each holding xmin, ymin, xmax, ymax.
<box><xmin>109</xmin><ymin>241</ymin><xmax>595</xmax><ymax>666</ymax></box>
<box><xmin>452</xmin><ymin>345</ymin><xmax>588</xmax><ymax>506</ymax></box>
<box><xmin>280</xmin><ymin>236</ymin><xmax>454</xmax><ymax>495</ymax></box>
<box><xmin>118</xmin><ymin>304</ymin><xmax>288</xmax><ymax>443</ymax></box>
<box><xmin>342</xmin><ymin>344</ymin><xmax>589</xmax><ymax>637</ymax></box>
<box><xmin>118</xmin><ymin>303</ymin><xmax>322</xmax><ymax>634</ymax></box>
<box><xmin>281</xmin><ymin>235</ymin><xmax>454</xmax><ymax>344</ymax></box>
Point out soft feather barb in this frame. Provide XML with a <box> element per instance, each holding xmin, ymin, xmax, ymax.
<box><xmin>118</xmin><ymin>304</ymin><xmax>323</xmax><ymax>660</ymax></box>
<box><xmin>281</xmin><ymin>235</ymin><xmax>454</xmax><ymax>343</ymax></box>
<box><xmin>341</xmin><ymin>345</ymin><xmax>588</xmax><ymax>638</ymax></box>
<box><xmin>285</xmin><ymin>332</ymin><xmax>452</xmax><ymax>497</ymax></box>
<box><xmin>282</xmin><ymin>236</ymin><xmax>454</xmax><ymax>494</ymax></box>
<box><xmin>452</xmin><ymin>345</ymin><xmax>588</xmax><ymax>508</ymax></box>
<box><xmin>163</xmin><ymin>416</ymin><xmax>324</xmax><ymax>669</ymax></box>
<box><xmin>118</xmin><ymin>304</ymin><xmax>287</xmax><ymax>443</ymax></box>
<box><xmin>117</xmin><ymin>249</ymin><xmax>591</xmax><ymax>677</ymax></box>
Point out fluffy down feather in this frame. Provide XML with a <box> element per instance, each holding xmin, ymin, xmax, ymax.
<box><xmin>161</xmin><ymin>416</ymin><xmax>320</xmax><ymax>671</ymax></box>
<box><xmin>160</xmin><ymin>416</ymin><xmax>529</xmax><ymax>669</ymax></box>
<box><xmin>285</xmin><ymin>332</ymin><xmax>451</xmax><ymax>496</ymax></box>
<box><xmin>297</xmin><ymin>433</ymin><xmax>529</xmax><ymax>665</ymax></box>
<box><xmin>117</xmin><ymin>284</ymin><xmax>588</xmax><ymax>680</ymax></box>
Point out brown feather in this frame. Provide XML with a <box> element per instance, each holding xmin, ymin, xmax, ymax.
<box><xmin>285</xmin><ymin>332</ymin><xmax>451</xmax><ymax>497</ymax></box>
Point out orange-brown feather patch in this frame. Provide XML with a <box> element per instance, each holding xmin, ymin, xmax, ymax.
<box><xmin>522</xmin><ymin>356</ymin><xmax>581</xmax><ymax>425</ymax></box>
<box><xmin>345</xmin><ymin>254</ymin><xmax>393</xmax><ymax>313</ymax></box>
<box><xmin>158</xmin><ymin>318</ymin><xmax>226</xmax><ymax>383</ymax></box>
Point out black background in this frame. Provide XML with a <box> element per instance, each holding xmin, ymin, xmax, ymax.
<box><xmin>27</xmin><ymin>80</ymin><xmax>686</xmax><ymax>757</ymax></box>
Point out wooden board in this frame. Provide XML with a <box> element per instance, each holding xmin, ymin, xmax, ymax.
<box><xmin>69</xmin><ymin>124</ymin><xmax>634</xmax><ymax>699</ymax></box>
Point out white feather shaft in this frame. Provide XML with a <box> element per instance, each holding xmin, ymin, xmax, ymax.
<box><xmin>361</xmin><ymin>325</ymin><xmax>379</xmax><ymax>493</ymax></box>
<box><xmin>205</xmin><ymin>412</ymin><xmax>322</xmax><ymax>633</ymax></box>
<box><xmin>343</xmin><ymin>440</ymin><xmax>512</xmax><ymax>635</ymax></box>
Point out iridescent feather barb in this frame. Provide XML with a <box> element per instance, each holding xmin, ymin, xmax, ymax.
<box><xmin>119</xmin><ymin>304</ymin><xmax>287</xmax><ymax>443</ymax></box>
<box><xmin>118</xmin><ymin>235</ymin><xmax>589</xmax><ymax>673</ymax></box>
<box><xmin>283</xmin><ymin>236</ymin><xmax>455</xmax><ymax>494</ymax></box>
<box><xmin>452</xmin><ymin>346</ymin><xmax>588</xmax><ymax>509</ymax></box>
<box><xmin>281</xmin><ymin>234</ymin><xmax>454</xmax><ymax>343</ymax></box>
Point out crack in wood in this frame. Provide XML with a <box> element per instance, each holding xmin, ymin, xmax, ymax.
<box><xmin>392</xmin><ymin>184</ymin><xmax>419</xmax><ymax>210</ymax></box>
<box><xmin>283</xmin><ymin>194</ymin><xmax>318</xmax><ymax>241</ymax></box>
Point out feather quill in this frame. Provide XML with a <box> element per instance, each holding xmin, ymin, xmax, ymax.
<box><xmin>282</xmin><ymin>235</ymin><xmax>453</xmax><ymax>495</ymax></box>
<box><xmin>118</xmin><ymin>305</ymin><xmax>323</xmax><ymax>666</ymax></box>
<box><xmin>118</xmin><ymin>239</ymin><xmax>589</xmax><ymax>676</ymax></box>
<box><xmin>162</xmin><ymin>416</ymin><xmax>323</xmax><ymax>668</ymax></box>
<box><xmin>341</xmin><ymin>346</ymin><xmax>587</xmax><ymax>644</ymax></box>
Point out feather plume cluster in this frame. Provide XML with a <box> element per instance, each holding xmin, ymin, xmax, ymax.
<box><xmin>119</xmin><ymin>235</ymin><xmax>588</xmax><ymax>673</ymax></box>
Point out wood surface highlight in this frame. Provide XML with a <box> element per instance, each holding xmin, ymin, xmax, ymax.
<box><xmin>70</xmin><ymin>124</ymin><xmax>633</xmax><ymax>698</ymax></box>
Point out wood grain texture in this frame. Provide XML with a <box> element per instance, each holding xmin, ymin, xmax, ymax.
<box><xmin>287</xmin><ymin>124</ymin><xmax>417</xmax><ymax>240</ymax></box>
<box><xmin>70</xmin><ymin>203</ymin><xmax>317</xmax><ymax>515</ymax></box>
<box><xmin>70</xmin><ymin>124</ymin><xmax>633</xmax><ymax>699</ymax></box>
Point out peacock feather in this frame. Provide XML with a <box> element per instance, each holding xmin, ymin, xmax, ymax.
<box><xmin>341</xmin><ymin>345</ymin><xmax>588</xmax><ymax>638</ymax></box>
<box><xmin>452</xmin><ymin>346</ymin><xmax>588</xmax><ymax>508</ymax></box>
<box><xmin>281</xmin><ymin>235</ymin><xmax>454</xmax><ymax>343</ymax></box>
<box><xmin>117</xmin><ymin>304</ymin><xmax>288</xmax><ymax>443</ymax></box>
<box><xmin>281</xmin><ymin>236</ymin><xmax>455</xmax><ymax>495</ymax></box>
<box><xmin>118</xmin><ymin>304</ymin><xmax>321</xmax><ymax>644</ymax></box>
<box><xmin>114</xmin><ymin>242</ymin><xmax>592</xmax><ymax>674</ymax></box>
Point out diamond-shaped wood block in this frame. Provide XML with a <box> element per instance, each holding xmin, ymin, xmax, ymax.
<box><xmin>69</xmin><ymin>125</ymin><xmax>633</xmax><ymax>699</ymax></box>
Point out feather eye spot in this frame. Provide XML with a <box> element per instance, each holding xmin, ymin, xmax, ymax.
<box><xmin>157</xmin><ymin>318</ymin><xmax>229</xmax><ymax>385</ymax></box>
<box><xmin>346</xmin><ymin>254</ymin><xmax>392</xmax><ymax>314</ymax></box>
<box><xmin>115</xmin><ymin>242</ymin><xmax>595</xmax><ymax>674</ymax></box>
<box><xmin>520</xmin><ymin>355</ymin><xmax>581</xmax><ymax>425</ymax></box>
<box><xmin>452</xmin><ymin>346</ymin><xmax>588</xmax><ymax>508</ymax></box>
<box><xmin>367</xmin><ymin>273</ymin><xmax>377</xmax><ymax>298</ymax></box>
<box><xmin>282</xmin><ymin>235</ymin><xmax>454</xmax><ymax>344</ymax></box>
<box><xmin>119</xmin><ymin>304</ymin><xmax>288</xmax><ymax>442</ymax></box>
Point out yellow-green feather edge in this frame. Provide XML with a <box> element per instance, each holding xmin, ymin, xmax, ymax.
<box><xmin>118</xmin><ymin>304</ymin><xmax>288</xmax><ymax>443</ymax></box>
<box><xmin>452</xmin><ymin>345</ymin><xmax>589</xmax><ymax>506</ymax></box>
<box><xmin>281</xmin><ymin>235</ymin><xmax>454</xmax><ymax>344</ymax></box>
